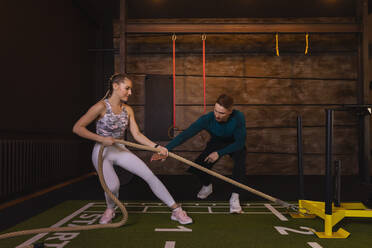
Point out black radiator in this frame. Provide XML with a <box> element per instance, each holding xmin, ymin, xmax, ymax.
<box><xmin>0</xmin><ymin>138</ymin><xmax>92</xmax><ymax>201</ymax></box>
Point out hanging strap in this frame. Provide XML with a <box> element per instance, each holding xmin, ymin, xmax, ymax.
<box><xmin>202</xmin><ymin>34</ymin><xmax>207</xmax><ymax>113</ymax></box>
<box><xmin>305</xmin><ymin>33</ymin><xmax>309</xmax><ymax>55</ymax></box>
<box><xmin>275</xmin><ymin>33</ymin><xmax>280</xmax><ymax>56</ymax></box>
<box><xmin>172</xmin><ymin>34</ymin><xmax>177</xmax><ymax>128</ymax></box>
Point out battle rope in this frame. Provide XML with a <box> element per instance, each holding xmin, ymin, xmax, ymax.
<box><xmin>0</xmin><ymin>145</ymin><xmax>128</xmax><ymax>246</ymax></box>
<box><xmin>115</xmin><ymin>140</ymin><xmax>298</xmax><ymax>212</ymax></box>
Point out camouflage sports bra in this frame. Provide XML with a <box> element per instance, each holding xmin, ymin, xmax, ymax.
<box><xmin>96</xmin><ymin>99</ymin><xmax>129</xmax><ymax>139</ymax></box>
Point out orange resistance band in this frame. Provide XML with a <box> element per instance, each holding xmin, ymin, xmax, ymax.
<box><xmin>275</xmin><ymin>33</ymin><xmax>280</xmax><ymax>56</ymax></box>
<box><xmin>172</xmin><ymin>34</ymin><xmax>176</xmax><ymax>128</ymax></box>
<box><xmin>202</xmin><ymin>34</ymin><xmax>206</xmax><ymax>113</ymax></box>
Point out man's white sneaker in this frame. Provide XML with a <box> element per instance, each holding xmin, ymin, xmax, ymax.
<box><xmin>229</xmin><ymin>193</ymin><xmax>243</xmax><ymax>214</ymax></box>
<box><xmin>197</xmin><ymin>184</ymin><xmax>213</xmax><ymax>199</ymax></box>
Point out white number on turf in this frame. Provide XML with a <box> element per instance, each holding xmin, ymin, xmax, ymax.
<box><xmin>274</xmin><ymin>226</ymin><xmax>315</xmax><ymax>235</ymax></box>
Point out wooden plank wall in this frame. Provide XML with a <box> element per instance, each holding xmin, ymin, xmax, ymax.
<box><xmin>113</xmin><ymin>18</ymin><xmax>359</xmax><ymax>175</ymax></box>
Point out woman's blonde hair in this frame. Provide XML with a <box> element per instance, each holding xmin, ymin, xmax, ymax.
<box><xmin>101</xmin><ymin>73</ymin><xmax>131</xmax><ymax>100</ymax></box>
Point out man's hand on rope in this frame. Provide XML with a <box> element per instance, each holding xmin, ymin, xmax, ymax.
<box><xmin>158</xmin><ymin>146</ymin><xmax>169</xmax><ymax>156</ymax></box>
<box><xmin>150</xmin><ymin>146</ymin><xmax>168</xmax><ymax>162</ymax></box>
<box><xmin>150</xmin><ymin>153</ymin><xmax>168</xmax><ymax>162</ymax></box>
<box><xmin>204</xmin><ymin>152</ymin><xmax>219</xmax><ymax>163</ymax></box>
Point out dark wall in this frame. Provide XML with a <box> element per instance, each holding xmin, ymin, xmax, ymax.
<box><xmin>0</xmin><ymin>0</ymin><xmax>97</xmax><ymax>134</ymax></box>
<box><xmin>0</xmin><ymin>0</ymin><xmax>106</xmax><ymax>201</ymax></box>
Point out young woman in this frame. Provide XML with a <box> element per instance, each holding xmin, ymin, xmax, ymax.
<box><xmin>73</xmin><ymin>73</ymin><xmax>192</xmax><ymax>225</ymax></box>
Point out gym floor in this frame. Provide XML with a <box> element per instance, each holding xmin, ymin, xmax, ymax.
<box><xmin>0</xmin><ymin>174</ymin><xmax>371</xmax><ymax>248</ymax></box>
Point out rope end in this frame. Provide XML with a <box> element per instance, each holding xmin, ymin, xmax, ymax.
<box><xmin>274</xmin><ymin>199</ymin><xmax>299</xmax><ymax>212</ymax></box>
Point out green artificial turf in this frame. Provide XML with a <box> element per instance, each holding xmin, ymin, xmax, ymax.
<box><xmin>1</xmin><ymin>201</ymin><xmax>372</xmax><ymax>248</ymax></box>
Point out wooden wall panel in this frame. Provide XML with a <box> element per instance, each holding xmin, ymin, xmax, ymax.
<box><xmin>118</xmin><ymin>73</ymin><xmax>357</xmax><ymax>105</ymax></box>
<box><xmin>175</xmin><ymin>106</ymin><xmax>358</xmax><ymax>129</ymax></box>
<box><xmin>127</xmin><ymin>106</ymin><xmax>358</xmax><ymax>133</ymax></box>
<box><xmin>114</xmin><ymin>19</ymin><xmax>360</xmax><ymax>176</ymax></box>
<box><xmin>114</xmin><ymin>34</ymin><xmax>357</xmax><ymax>53</ymax></box>
<box><xmin>164</xmin><ymin>127</ymin><xmax>358</xmax><ymax>154</ymax></box>
<box><xmin>114</xmin><ymin>18</ymin><xmax>357</xmax><ymax>33</ymax></box>
<box><xmin>134</xmin><ymin>151</ymin><xmax>358</xmax><ymax>175</ymax></box>
<box><xmin>125</xmin><ymin>54</ymin><xmax>357</xmax><ymax>79</ymax></box>
<box><xmin>175</xmin><ymin>77</ymin><xmax>357</xmax><ymax>105</ymax></box>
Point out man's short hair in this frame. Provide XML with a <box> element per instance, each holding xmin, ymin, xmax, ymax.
<box><xmin>216</xmin><ymin>94</ymin><xmax>234</xmax><ymax>109</ymax></box>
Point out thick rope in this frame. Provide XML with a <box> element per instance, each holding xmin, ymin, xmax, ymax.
<box><xmin>0</xmin><ymin>145</ymin><xmax>128</xmax><ymax>245</ymax></box>
<box><xmin>114</xmin><ymin>140</ymin><xmax>298</xmax><ymax>211</ymax></box>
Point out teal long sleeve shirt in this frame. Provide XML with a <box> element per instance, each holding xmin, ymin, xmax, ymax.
<box><xmin>165</xmin><ymin>110</ymin><xmax>246</xmax><ymax>157</ymax></box>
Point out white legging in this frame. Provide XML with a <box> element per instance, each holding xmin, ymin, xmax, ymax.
<box><xmin>92</xmin><ymin>143</ymin><xmax>176</xmax><ymax>209</ymax></box>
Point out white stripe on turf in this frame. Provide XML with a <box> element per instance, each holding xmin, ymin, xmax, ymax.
<box><xmin>264</xmin><ymin>204</ymin><xmax>288</xmax><ymax>221</ymax></box>
<box><xmin>165</xmin><ymin>241</ymin><xmax>176</xmax><ymax>248</ymax></box>
<box><xmin>307</xmin><ymin>242</ymin><xmax>323</xmax><ymax>248</ymax></box>
<box><xmin>83</xmin><ymin>210</ymin><xmax>286</xmax><ymax>215</ymax></box>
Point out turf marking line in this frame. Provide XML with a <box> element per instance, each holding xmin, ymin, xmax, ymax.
<box><xmin>307</xmin><ymin>242</ymin><xmax>323</xmax><ymax>248</ymax></box>
<box><xmin>155</xmin><ymin>226</ymin><xmax>192</xmax><ymax>232</ymax></box>
<box><xmin>83</xmin><ymin>210</ymin><xmax>284</xmax><ymax>214</ymax></box>
<box><xmin>274</xmin><ymin>226</ymin><xmax>314</xmax><ymax>235</ymax></box>
<box><xmin>0</xmin><ymin>172</ymin><xmax>96</xmax><ymax>211</ymax></box>
<box><xmin>165</xmin><ymin>241</ymin><xmax>176</xmax><ymax>248</ymax></box>
<box><xmin>91</xmin><ymin>201</ymin><xmax>282</xmax><ymax>207</ymax></box>
<box><xmin>16</xmin><ymin>202</ymin><xmax>95</xmax><ymax>248</ymax></box>
<box><xmin>91</xmin><ymin>204</ymin><xmax>284</xmax><ymax>209</ymax></box>
<box><xmin>264</xmin><ymin>204</ymin><xmax>288</xmax><ymax>221</ymax></box>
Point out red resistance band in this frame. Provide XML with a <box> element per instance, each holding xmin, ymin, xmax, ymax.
<box><xmin>172</xmin><ymin>35</ymin><xmax>176</xmax><ymax>129</ymax></box>
<box><xmin>202</xmin><ymin>35</ymin><xmax>206</xmax><ymax>113</ymax></box>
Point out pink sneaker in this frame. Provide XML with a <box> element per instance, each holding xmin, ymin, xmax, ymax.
<box><xmin>99</xmin><ymin>208</ymin><xmax>116</xmax><ymax>224</ymax></box>
<box><xmin>171</xmin><ymin>207</ymin><xmax>193</xmax><ymax>225</ymax></box>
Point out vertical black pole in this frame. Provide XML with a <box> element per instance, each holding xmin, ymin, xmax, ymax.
<box><xmin>357</xmin><ymin>0</ymin><xmax>371</xmax><ymax>184</ymax></box>
<box><xmin>334</xmin><ymin>160</ymin><xmax>341</xmax><ymax>207</ymax></box>
<box><xmin>297</xmin><ymin>116</ymin><xmax>305</xmax><ymax>200</ymax></box>
<box><xmin>325</xmin><ymin>109</ymin><xmax>334</xmax><ymax>215</ymax></box>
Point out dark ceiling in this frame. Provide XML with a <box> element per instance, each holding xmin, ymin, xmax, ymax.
<box><xmin>126</xmin><ymin>0</ymin><xmax>357</xmax><ymax>19</ymax></box>
<box><xmin>74</xmin><ymin>0</ymin><xmax>369</xmax><ymax>24</ymax></box>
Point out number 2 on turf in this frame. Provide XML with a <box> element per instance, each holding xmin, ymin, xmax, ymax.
<box><xmin>274</xmin><ymin>226</ymin><xmax>315</xmax><ymax>235</ymax></box>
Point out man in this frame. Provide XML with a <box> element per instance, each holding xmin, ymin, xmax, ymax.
<box><xmin>152</xmin><ymin>94</ymin><xmax>247</xmax><ymax>213</ymax></box>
